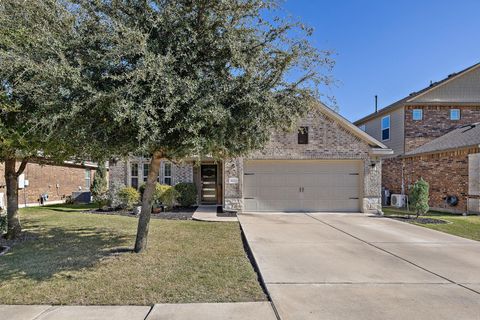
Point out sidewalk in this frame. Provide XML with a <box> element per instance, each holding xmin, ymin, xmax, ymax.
<box><xmin>1</xmin><ymin>302</ymin><xmax>277</xmax><ymax>320</ymax></box>
<box><xmin>192</xmin><ymin>205</ymin><xmax>237</xmax><ymax>222</ymax></box>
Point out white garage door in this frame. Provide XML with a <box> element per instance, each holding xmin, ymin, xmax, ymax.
<box><xmin>243</xmin><ymin>160</ymin><xmax>362</xmax><ymax>212</ymax></box>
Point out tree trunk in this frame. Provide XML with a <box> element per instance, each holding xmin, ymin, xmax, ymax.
<box><xmin>5</xmin><ymin>158</ymin><xmax>20</xmax><ymax>239</ymax></box>
<box><xmin>134</xmin><ymin>150</ymin><xmax>163</xmax><ymax>253</ymax></box>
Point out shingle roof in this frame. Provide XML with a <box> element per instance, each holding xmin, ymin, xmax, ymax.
<box><xmin>405</xmin><ymin>123</ymin><xmax>480</xmax><ymax>156</ymax></box>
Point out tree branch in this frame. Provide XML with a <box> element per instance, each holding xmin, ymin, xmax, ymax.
<box><xmin>15</xmin><ymin>157</ymin><xmax>29</xmax><ymax>177</ymax></box>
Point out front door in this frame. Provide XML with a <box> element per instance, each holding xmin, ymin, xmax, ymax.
<box><xmin>201</xmin><ymin>165</ymin><xmax>217</xmax><ymax>204</ymax></box>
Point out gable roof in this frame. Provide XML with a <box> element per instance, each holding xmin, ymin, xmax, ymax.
<box><xmin>405</xmin><ymin>123</ymin><xmax>480</xmax><ymax>156</ymax></box>
<box><xmin>354</xmin><ymin>62</ymin><xmax>480</xmax><ymax>125</ymax></box>
<box><xmin>315</xmin><ymin>101</ymin><xmax>391</xmax><ymax>152</ymax></box>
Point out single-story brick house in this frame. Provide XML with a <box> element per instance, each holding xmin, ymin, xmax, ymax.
<box><xmin>394</xmin><ymin>123</ymin><xmax>480</xmax><ymax>214</ymax></box>
<box><xmin>109</xmin><ymin>103</ymin><xmax>392</xmax><ymax>213</ymax></box>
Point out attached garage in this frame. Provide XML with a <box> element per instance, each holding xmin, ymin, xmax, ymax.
<box><xmin>222</xmin><ymin>102</ymin><xmax>392</xmax><ymax>214</ymax></box>
<box><xmin>243</xmin><ymin>160</ymin><xmax>362</xmax><ymax>212</ymax></box>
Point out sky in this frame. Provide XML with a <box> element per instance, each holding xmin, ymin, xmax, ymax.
<box><xmin>280</xmin><ymin>0</ymin><xmax>480</xmax><ymax>122</ymax></box>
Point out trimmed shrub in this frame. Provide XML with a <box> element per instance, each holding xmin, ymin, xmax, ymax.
<box><xmin>91</xmin><ymin>163</ymin><xmax>109</xmax><ymax>208</ymax></box>
<box><xmin>158</xmin><ymin>184</ymin><xmax>179</xmax><ymax>209</ymax></box>
<box><xmin>174</xmin><ymin>183</ymin><xmax>197</xmax><ymax>207</ymax></box>
<box><xmin>410</xmin><ymin>178</ymin><xmax>430</xmax><ymax>218</ymax></box>
<box><xmin>117</xmin><ymin>187</ymin><xmax>140</xmax><ymax>210</ymax></box>
<box><xmin>108</xmin><ymin>181</ymin><xmax>124</xmax><ymax>209</ymax></box>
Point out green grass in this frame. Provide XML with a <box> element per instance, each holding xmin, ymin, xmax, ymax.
<box><xmin>383</xmin><ymin>207</ymin><xmax>480</xmax><ymax>241</ymax></box>
<box><xmin>0</xmin><ymin>205</ymin><xmax>266</xmax><ymax>305</ymax></box>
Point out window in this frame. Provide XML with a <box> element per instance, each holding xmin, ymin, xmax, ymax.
<box><xmin>298</xmin><ymin>126</ymin><xmax>309</xmax><ymax>144</ymax></box>
<box><xmin>130</xmin><ymin>163</ymin><xmax>139</xmax><ymax>189</ymax></box>
<box><xmin>381</xmin><ymin>115</ymin><xmax>390</xmax><ymax>141</ymax></box>
<box><xmin>85</xmin><ymin>169</ymin><xmax>91</xmax><ymax>189</ymax></box>
<box><xmin>143</xmin><ymin>163</ymin><xmax>149</xmax><ymax>182</ymax></box>
<box><xmin>450</xmin><ymin>109</ymin><xmax>460</xmax><ymax>120</ymax></box>
<box><xmin>163</xmin><ymin>162</ymin><xmax>172</xmax><ymax>185</ymax></box>
<box><xmin>359</xmin><ymin>124</ymin><xmax>366</xmax><ymax>132</ymax></box>
<box><xmin>412</xmin><ymin>109</ymin><xmax>423</xmax><ymax>121</ymax></box>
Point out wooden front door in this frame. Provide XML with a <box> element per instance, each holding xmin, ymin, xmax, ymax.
<box><xmin>201</xmin><ymin>165</ymin><xmax>217</xmax><ymax>204</ymax></box>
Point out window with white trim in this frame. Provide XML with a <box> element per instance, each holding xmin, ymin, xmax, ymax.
<box><xmin>143</xmin><ymin>163</ymin><xmax>149</xmax><ymax>182</ymax></box>
<box><xmin>130</xmin><ymin>163</ymin><xmax>139</xmax><ymax>189</ymax></box>
<box><xmin>85</xmin><ymin>169</ymin><xmax>91</xmax><ymax>189</ymax></box>
<box><xmin>412</xmin><ymin>109</ymin><xmax>423</xmax><ymax>121</ymax></box>
<box><xmin>381</xmin><ymin>115</ymin><xmax>390</xmax><ymax>141</ymax></box>
<box><xmin>163</xmin><ymin>162</ymin><xmax>172</xmax><ymax>185</ymax></box>
<box><xmin>450</xmin><ymin>109</ymin><xmax>460</xmax><ymax>120</ymax></box>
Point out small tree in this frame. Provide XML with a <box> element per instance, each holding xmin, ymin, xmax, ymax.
<box><xmin>91</xmin><ymin>163</ymin><xmax>108</xmax><ymax>208</ymax></box>
<box><xmin>410</xmin><ymin>178</ymin><xmax>430</xmax><ymax>219</ymax></box>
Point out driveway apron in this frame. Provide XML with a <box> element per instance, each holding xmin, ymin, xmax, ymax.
<box><xmin>239</xmin><ymin>212</ymin><xmax>480</xmax><ymax>320</ymax></box>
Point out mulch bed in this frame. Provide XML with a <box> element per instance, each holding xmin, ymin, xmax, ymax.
<box><xmin>216</xmin><ymin>206</ymin><xmax>237</xmax><ymax>218</ymax></box>
<box><xmin>387</xmin><ymin>215</ymin><xmax>449</xmax><ymax>225</ymax></box>
<box><xmin>84</xmin><ymin>206</ymin><xmax>197</xmax><ymax>220</ymax></box>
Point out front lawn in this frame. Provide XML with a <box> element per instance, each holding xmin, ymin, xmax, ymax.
<box><xmin>383</xmin><ymin>207</ymin><xmax>480</xmax><ymax>241</ymax></box>
<box><xmin>0</xmin><ymin>204</ymin><xmax>266</xmax><ymax>305</ymax></box>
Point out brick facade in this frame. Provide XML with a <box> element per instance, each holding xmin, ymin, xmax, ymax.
<box><xmin>0</xmin><ymin>161</ymin><xmax>92</xmax><ymax>207</ymax></box>
<box><xmin>382</xmin><ymin>147</ymin><xmax>480</xmax><ymax>213</ymax></box>
<box><xmin>223</xmin><ymin>107</ymin><xmax>383</xmax><ymax>213</ymax></box>
<box><xmin>111</xmin><ymin>107</ymin><xmax>385</xmax><ymax>213</ymax></box>
<box><xmin>404</xmin><ymin>105</ymin><xmax>480</xmax><ymax>152</ymax></box>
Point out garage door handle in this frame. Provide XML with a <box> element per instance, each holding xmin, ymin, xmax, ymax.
<box><xmin>244</xmin><ymin>197</ymin><xmax>255</xmax><ymax>199</ymax></box>
<box><xmin>349</xmin><ymin>197</ymin><xmax>359</xmax><ymax>200</ymax></box>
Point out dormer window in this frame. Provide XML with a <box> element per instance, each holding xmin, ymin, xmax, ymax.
<box><xmin>450</xmin><ymin>109</ymin><xmax>460</xmax><ymax>120</ymax></box>
<box><xmin>298</xmin><ymin>126</ymin><xmax>309</xmax><ymax>144</ymax></box>
<box><xmin>412</xmin><ymin>109</ymin><xmax>423</xmax><ymax>121</ymax></box>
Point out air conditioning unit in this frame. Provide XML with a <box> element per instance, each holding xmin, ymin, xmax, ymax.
<box><xmin>391</xmin><ymin>194</ymin><xmax>407</xmax><ymax>208</ymax></box>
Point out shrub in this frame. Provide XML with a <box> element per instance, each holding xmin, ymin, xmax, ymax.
<box><xmin>139</xmin><ymin>183</ymin><xmax>165</xmax><ymax>205</ymax></box>
<box><xmin>91</xmin><ymin>163</ymin><xmax>109</xmax><ymax>208</ymax></box>
<box><xmin>159</xmin><ymin>185</ymin><xmax>179</xmax><ymax>209</ymax></box>
<box><xmin>174</xmin><ymin>182</ymin><xmax>197</xmax><ymax>207</ymax></box>
<box><xmin>117</xmin><ymin>187</ymin><xmax>140</xmax><ymax>210</ymax></box>
<box><xmin>108</xmin><ymin>181</ymin><xmax>125</xmax><ymax>209</ymax></box>
<box><xmin>410</xmin><ymin>178</ymin><xmax>430</xmax><ymax>218</ymax></box>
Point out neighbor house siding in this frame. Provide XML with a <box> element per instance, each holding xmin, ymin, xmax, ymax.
<box><xmin>361</xmin><ymin>107</ymin><xmax>404</xmax><ymax>156</ymax></box>
<box><xmin>404</xmin><ymin>105</ymin><xmax>480</xmax><ymax>152</ymax></box>
<box><xmin>0</xmin><ymin>162</ymin><xmax>92</xmax><ymax>207</ymax></box>
<box><xmin>383</xmin><ymin>147</ymin><xmax>480</xmax><ymax>213</ymax></box>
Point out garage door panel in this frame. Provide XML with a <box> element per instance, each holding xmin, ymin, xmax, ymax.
<box><xmin>244</xmin><ymin>160</ymin><xmax>361</xmax><ymax>212</ymax></box>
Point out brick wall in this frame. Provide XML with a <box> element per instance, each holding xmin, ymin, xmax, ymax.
<box><xmin>224</xmin><ymin>107</ymin><xmax>383</xmax><ymax>213</ymax></box>
<box><xmin>382</xmin><ymin>148</ymin><xmax>480</xmax><ymax>213</ymax></box>
<box><xmin>0</xmin><ymin>161</ymin><xmax>91</xmax><ymax>206</ymax></box>
<box><xmin>404</xmin><ymin>105</ymin><xmax>480</xmax><ymax>152</ymax></box>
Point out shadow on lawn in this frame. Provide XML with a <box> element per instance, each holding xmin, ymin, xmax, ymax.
<box><xmin>0</xmin><ymin>225</ymin><xmax>131</xmax><ymax>281</ymax></box>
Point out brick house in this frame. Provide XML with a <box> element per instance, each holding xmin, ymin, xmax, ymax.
<box><xmin>109</xmin><ymin>102</ymin><xmax>392</xmax><ymax>214</ymax></box>
<box><xmin>354</xmin><ymin>63</ymin><xmax>480</xmax><ymax>213</ymax></box>
<box><xmin>0</xmin><ymin>161</ymin><xmax>98</xmax><ymax>208</ymax></box>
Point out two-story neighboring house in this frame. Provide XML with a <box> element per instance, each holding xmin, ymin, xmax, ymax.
<box><xmin>354</xmin><ymin>63</ymin><xmax>480</xmax><ymax>214</ymax></box>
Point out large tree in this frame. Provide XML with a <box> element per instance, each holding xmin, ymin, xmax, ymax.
<box><xmin>0</xmin><ymin>0</ymin><xmax>80</xmax><ymax>238</ymax></box>
<box><xmin>0</xmin><ymin>0</ymin><xmax>123</xmax><ymax>239</ymax></box>
<box><xmin>75</xmin><ymin>0</ymin><xmax>334</xmax><ymax>252</ymax></box>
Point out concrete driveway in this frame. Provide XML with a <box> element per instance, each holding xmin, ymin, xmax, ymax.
<box><xmin>238</xmin><ymin>213</ymin><xmax>480</xmax><ymax>320</ymax></box>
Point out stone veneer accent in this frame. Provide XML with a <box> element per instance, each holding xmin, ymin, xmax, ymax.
<box><xmin>223</xmin><ymin>107</ymin><xmax>383</xmax><ymax>214</ymax></box>
<box><xmin>404</xmin><ymin>105</ymin><xmax>480</xmax><ymax>152</ymax></box>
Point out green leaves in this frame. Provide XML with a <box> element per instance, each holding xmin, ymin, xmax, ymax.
<box><xmin>410</xmin><ymin>178</ymin><xmax>430</xmax><ymax>218</ymax></box>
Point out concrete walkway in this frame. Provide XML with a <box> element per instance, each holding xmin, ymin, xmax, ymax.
<box><xmin>239</xmin><ymin>212</ymin><xmax>480</xmax><ymax>320</ymax></box>
<box><xmin>192</xmin><ymin>205</ymin><xmax>237</xmax><ymax>222</ymax></box>
<box><xmin>0</xmin><ymin>302</ymin><xmax>276</xmax><ymax>320</ymax></box>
